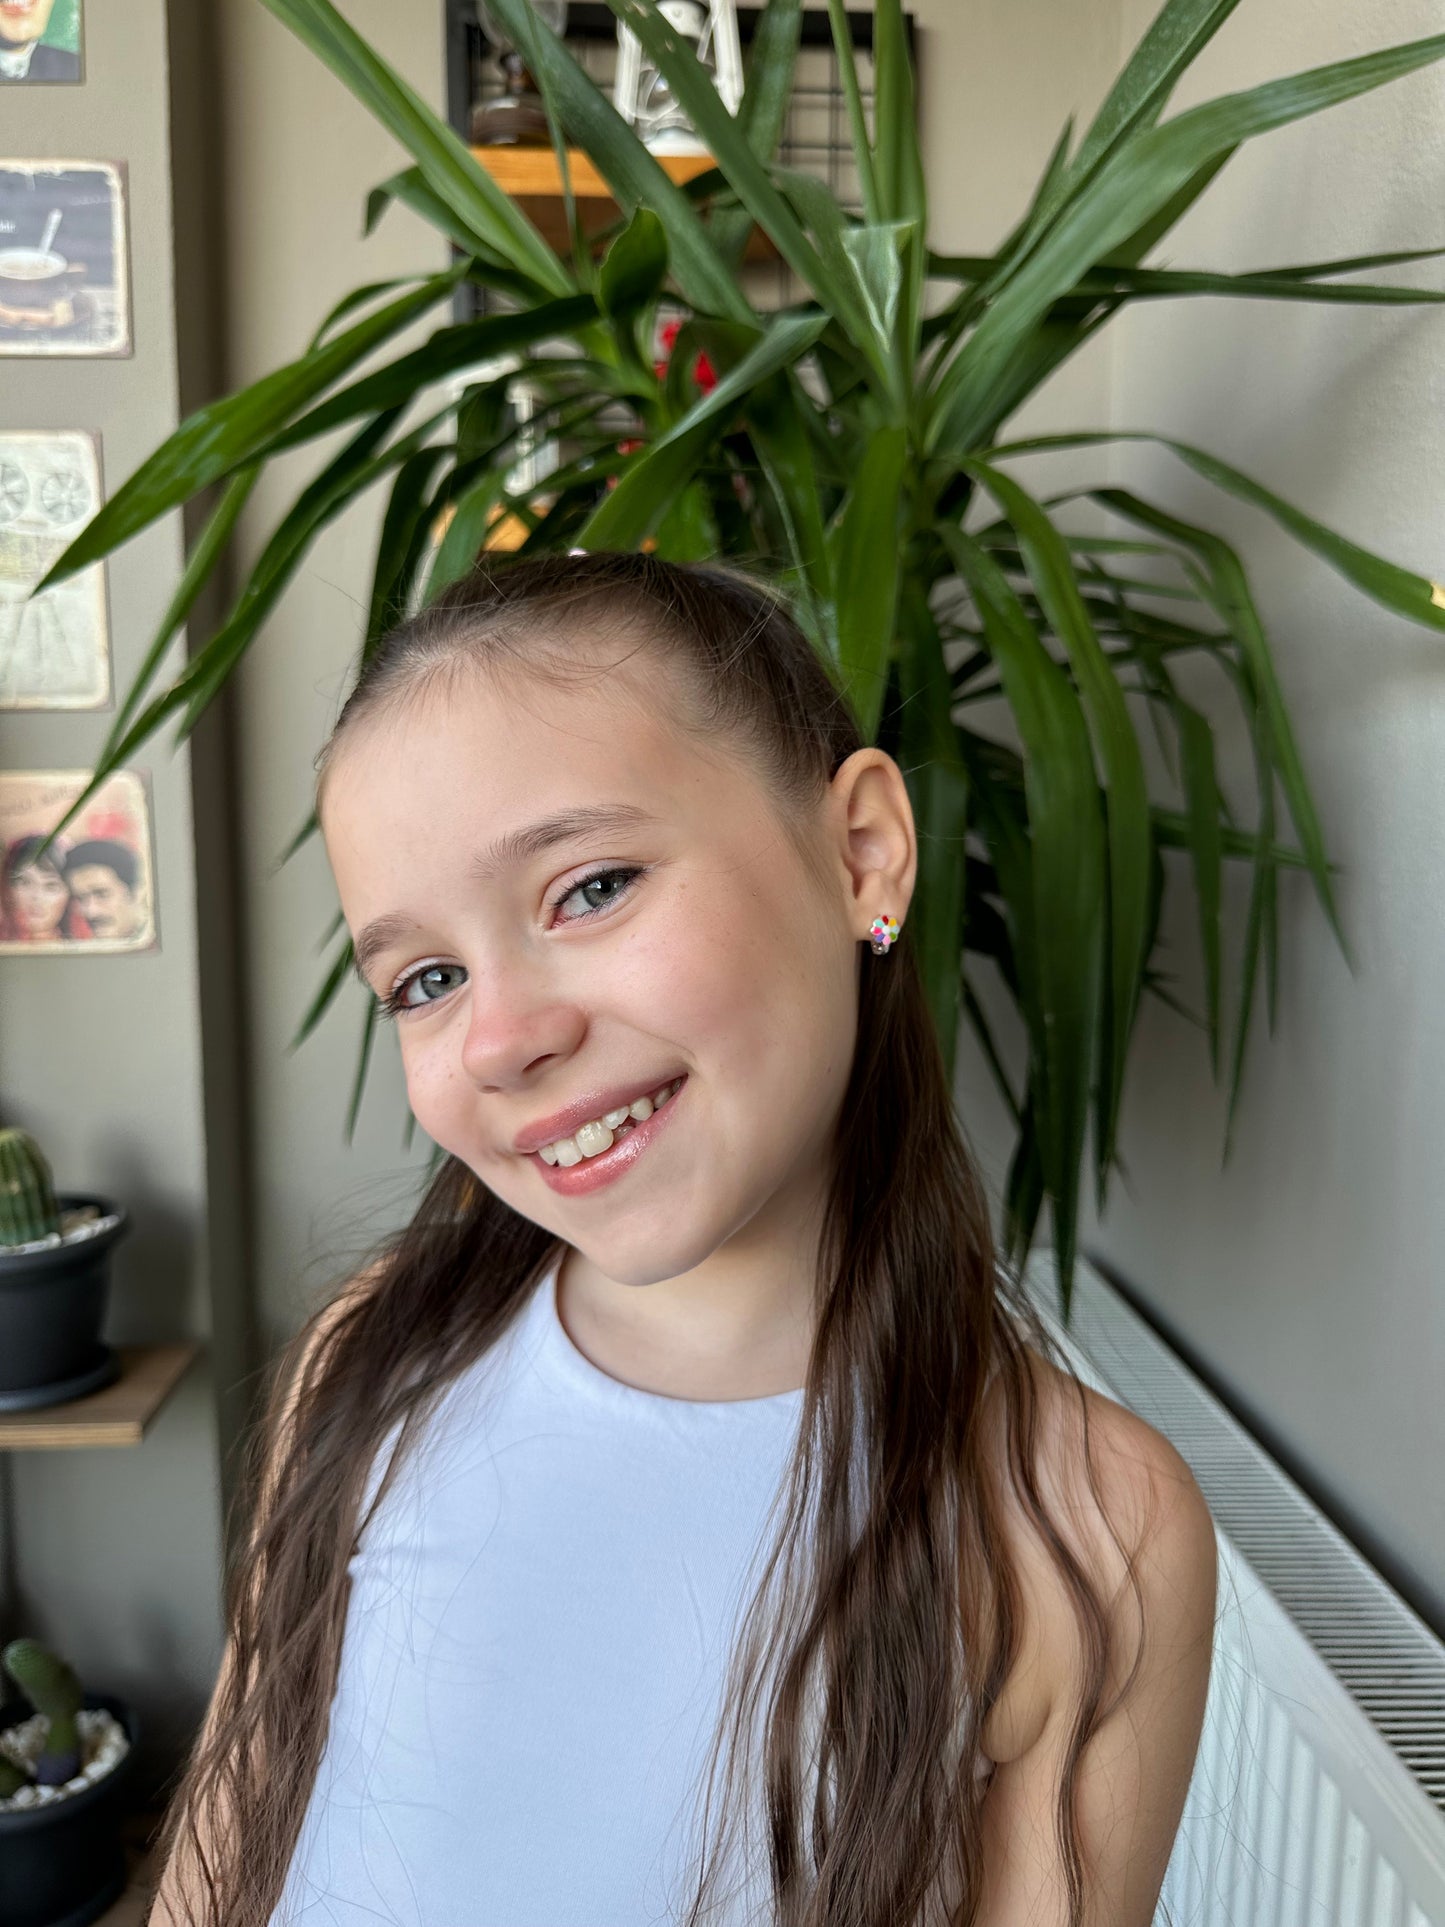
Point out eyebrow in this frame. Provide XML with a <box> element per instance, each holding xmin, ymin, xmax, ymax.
<box><xmin>350</xmin><ymin>804</ymin><xmax>661</xmax><ymax>985</ymax></box>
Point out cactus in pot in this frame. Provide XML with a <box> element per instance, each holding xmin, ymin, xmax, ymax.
<box><xmin>0</xmin><ymin>1634</ymin><xmax>140</xmax><ymax>1927</ymax></box>
<box><xmin>0</xmin><ymin>1125</ymin><xmax>128</xmax><ymax>1409</ymax></box>
<box><xmin>0</xmin><ymin>1129</ymin><xmax>60</xmax><ymax>1248</ymax></box>
<box><xmin>1</xmin><ymin>1641</ymin><xmax>83</xmax><ymax>1786</ymax></box>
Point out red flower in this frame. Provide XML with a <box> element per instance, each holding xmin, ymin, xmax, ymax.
<box><xmin>654</xmin><ymin>317</ymin><xmax>718</xmax><ymax>394</ymax></box>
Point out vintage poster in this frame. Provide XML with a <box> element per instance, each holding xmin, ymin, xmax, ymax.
<box><xmin>0</xmin><ymin>160</ymin><xmax>130</xmax><ymax>357</ymax></box>
<box><xmin>0</xmin><ymin>0</ymin><xmax>84</xmax><ymax>84</ymax></box>
<box><xmin>0</xmin><ymin>769</ymin><xmax>156</xmax><ymax>954</ymax></box>
<box><xmin>0</xmin><ymin>430</ymin><xmax>110</xmax><ymax>708</ymax></box>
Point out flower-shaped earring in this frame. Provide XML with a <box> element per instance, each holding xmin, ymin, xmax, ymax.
<box><xmin>869</xmin><ymin>914</ymin><xmax>901</xmax><ymax>956</ymax></box>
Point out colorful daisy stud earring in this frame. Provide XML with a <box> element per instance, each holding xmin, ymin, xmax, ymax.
<box><xmin>869</xmin><ymin>914</ymin><xmax>901</xmax><ymax>956</ymax></box>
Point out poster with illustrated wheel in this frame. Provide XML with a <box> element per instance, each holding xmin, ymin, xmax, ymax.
<box><xmin>0</xmin><ymin>0</ymin><xmax>84</xmax><ymax>83</ymax></box>
<box><xmin>0</xmin><ymin>159</ymin><xmax>129</xmax><ymax>356</ymax></box>
<box><xmin>0</xmin><ymin>769</ymin><xmax>157</xmax><ymax>954</ymax></box>
<box><xmin>0</xmin><ymin>430</ymin><xmax>110</xmax><ymax>708</ymax></box>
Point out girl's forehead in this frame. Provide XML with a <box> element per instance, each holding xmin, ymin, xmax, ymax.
<box><xmin>325</xmin><ymin>663</ymin><xmax>731</xmax><ymax>833</ymax></box>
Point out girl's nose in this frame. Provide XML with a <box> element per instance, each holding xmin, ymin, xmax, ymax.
<box><xmin>458</xmin><ymin>977</ymin><xmax>585</xmax><ymax>1093</ymax></box>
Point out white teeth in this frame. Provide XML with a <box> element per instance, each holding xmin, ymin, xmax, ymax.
<box><xmin>536</xmin><ymin>1078</ymin><xmax>682</xmax><ymax>1166</ymax></box>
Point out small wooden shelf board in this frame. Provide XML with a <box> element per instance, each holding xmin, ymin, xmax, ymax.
<box><xmin>470</xmin><ymin>145</ymin><xmax>777</xmax><ymax>260</ymax></box>
<box><xmin>0</xmin><ymin>1343</ymin><xmax>199</xmax><ymax>1449</ymax></box>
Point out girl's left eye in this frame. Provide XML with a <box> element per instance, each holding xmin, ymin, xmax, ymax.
<box><xmin>376</xmin><ymin>866</ymin><xmax>645</xmax><ymax>1021</ymax></box>
<box><xmin>549</xmin><ymin>864</ymin><xmax>645</xmax><ymax>923</ymax></box>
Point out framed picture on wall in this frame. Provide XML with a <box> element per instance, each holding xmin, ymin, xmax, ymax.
<box><xmin>0</xmin><ymin>429</ymin><xmax>111</xmax><ymax>709</ymax></box>
<box><xmin>0</xmin><ymin>0</ymin><xmax>83</xmax><ymax>84</ymax></box>
<box><xmin>0</xmin><ymin>159</ymin><xmax>130</xmax><ymax>356</ymax></box>
<box><xmin>0</xmin><ymin>769</ymin><xmax>157</xmax><ymax>954</ymax></box>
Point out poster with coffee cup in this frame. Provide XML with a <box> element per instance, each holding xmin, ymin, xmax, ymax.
<box><xmin>0</xmin><ymin>430</ymin><xmax>111</xmax><ymax>709</ymax></box>
<box><xmin>0</xmin><ymin>769</ymin><xmax>156</xmax><ymax>954</ymax></box>
<box><xmin>0</xmin><ymin>0</ymin><xmax>84</xmax><ymax>84</ymax></box>
<box><xmin>0</xmin><ymin>160</ymin><xmax>130</xmax><ymax>356</ymax></box>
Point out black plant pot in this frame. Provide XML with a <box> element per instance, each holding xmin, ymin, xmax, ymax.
<box><xmin>0</xmin><ymin>1196</ymin><xmax>129</xmax><ymax>1412</ymax></box>
<box><xmin>0</xmin><ymin>1691</ymin><xmax>139</xmax><ymax>1927</ymax></box>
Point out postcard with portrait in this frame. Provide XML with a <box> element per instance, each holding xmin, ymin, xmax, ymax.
<box><xmin>0</xmin><ymin>0</ymin><xmax>83</xmax><ymax>84</ymax></box>
<box><xmin>0</xmin><ymin>159</ymin><xmax>130</xmax><ymax>356</ymax></box>
<box><xmin>0</xmin><ymin>769</ymin><xmax>156</xmax><ymax>955</ymax></box>
<box><xmin>0</xmin><ymin>430</ymin><xmax>110</xmax><ymax>708</ymax></box>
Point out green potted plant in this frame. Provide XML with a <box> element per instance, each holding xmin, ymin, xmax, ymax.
<box><xmin>30</xmin><ymin>0</ymin><xmax>1445</xmax><ymax>1320</ymax></box>
<box><xmin>0</xmin><ymin>1129</ymin><xmax>128</xmax><ymax>1412</ymax></box>
<box><xmin>0</xmin><ymin>1639</ymin><xmax>139</xmax><ymax>1927</ymax></box>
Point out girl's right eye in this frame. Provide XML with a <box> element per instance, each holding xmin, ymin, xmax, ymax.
<box><xmin>379</xmin><ymin>961</ymin><xmax>468</xmax><ymax>1021</ymax></box>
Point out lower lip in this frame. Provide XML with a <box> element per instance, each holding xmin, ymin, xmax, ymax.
<box><xmin>529</xmin><ymin>1077</ymin><xmax>688</xmax><ymax>1196</ymax></box>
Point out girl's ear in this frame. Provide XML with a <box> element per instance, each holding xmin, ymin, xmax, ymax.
<box><xmin>830</xmin><ymin>749</ymin><xmax>918</xmax><ymax>929</ymax></box>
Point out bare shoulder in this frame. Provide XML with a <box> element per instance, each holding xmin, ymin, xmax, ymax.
<box><xmin>977</xmin><ymin>1341</ymin><xmax>1218</xmax><ymax>1766</ymax></box>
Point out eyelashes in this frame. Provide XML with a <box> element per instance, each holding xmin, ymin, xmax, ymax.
<box><xmin>376</xmin><ymin>865</ymin><xmax>647</xmax><ymax>1021</ymax></box>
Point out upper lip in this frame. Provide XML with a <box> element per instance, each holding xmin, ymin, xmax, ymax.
<box><xmin>513</xmin><ymin>1072</ymin><xmax>686</xmax><ymax>1155</ymax></box>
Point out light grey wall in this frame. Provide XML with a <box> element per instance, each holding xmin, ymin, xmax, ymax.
<box><xmin>0</xmin><ymin>0</ymin><xmax>230</xmax><ymax>1787</ymax></box>
<box><xmin>1081</xmin><ymin>0</ymin><xmax>1445</xmax><ymax>1631</ymax></box>
<box><xmin>949</xmin><ymin>0</ymin><xmax>1445</xmax><ymax>1632</ymax></box>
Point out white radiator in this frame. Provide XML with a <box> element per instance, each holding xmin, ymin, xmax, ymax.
<box><xmin>1021</xmin><ymin>1253</ymin><xmax>1445</xmax><ymax>1927</ymax></box>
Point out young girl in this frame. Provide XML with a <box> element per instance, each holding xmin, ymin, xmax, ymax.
<box><xmin>151</xmin><ymin>551</ymin><xmax>1216</xmax><ymax>1927</ymax></box>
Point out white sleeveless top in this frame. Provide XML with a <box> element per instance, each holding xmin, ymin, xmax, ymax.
<box><xmin>271</xmin><ymin>1250</ymin><xmax>992</xmax><ymax>1926</ymax></box>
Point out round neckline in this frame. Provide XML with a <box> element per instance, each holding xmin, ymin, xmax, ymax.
<box><xmin>538</xmin><ymin>1250</ymin><xmax>806</xmax><ymax>1414</ymax></box>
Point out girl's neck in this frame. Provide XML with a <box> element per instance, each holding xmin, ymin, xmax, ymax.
<box><xmin>555</xmin><ymin>1239</ymin><xmax>818</xmax><ymax>1403</ymax></box>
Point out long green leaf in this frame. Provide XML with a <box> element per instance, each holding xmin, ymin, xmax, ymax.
<box><xmin>896</xmin><ymin>579</ymin><xmax>970</xmax><ymax>1073</ymax></box>
<box><xmin>107</xmin><ymin>466</ymin><xmax>260</xmax><ymax>750</ymax></box>
<box><xmin>823</xmin><ymin>0</ymin><xmax>880</xmax><ymax>223</ymax></box>
<box><xmin>258</xmin><ymin>295</ymin><xmax>603</xmax><ymax>460</ymax></box>
<box><xmin>830</xmin><ymin>425</ymin><xmax>908</xmax><ymax>739</ymax></box>
<box><xmin>996</xmin><ymin>427</ymin><xmax>1445</xmax><ymax>632</ymax></box>
<box><xmin>945</xmin><ymin>530</ymin><xmax>1106</xmax><ymax>1255</ymax></box>
<box><xmin>38</xmin><ymin>268</ymin><xmax>464</xmax><ymax>590</ymax></box>
<box><xmin>260</xmin><ymin>0</ymin><xmax>570</xmax><ymax>295</ymax></box>
<box><xmin>873</xmin><ymin>0</ymin><xmax>926</xmax><ymax>232</ymax></box>
<box><xmin>343</xmin><ymin>995</ymin><xmax>381</xmax><ymax>1142</ymax></box>
<box><xmin>712</xmin><ymin>0</ymin><xmax>804</xmax><ymax>267</ymax></box>
<box><xmin>931</xmin><ymin>250</ymin><xmax>1445</xmax><ymax>306</ymax></box>
<box><xmin>962</xmin><ymin>459</ymin><xmax>1153</xmax><ymax>1188</ymax></box>
<box><xmin>1156</xmin><ymin>673</ymin><xmax>1224</xmax><ymax>1073</ymax></box>
<box><xmin>1072</xmin><ymin>0</ymin><xmax>1244</xmax><ymax>183</ymax></box>
<box><xmin>956</xmin><ymin>730</ymin><xmax>1082</xmax><ymax>1303</ymax></box>
<box><xmin>927</xmin><ymin>27</ymin><xmax>1445</xmax><ymax>454</ymax></box>
<box><xmin>484</xmin><ymin>0</ymin><xmax>753</xmax><ymax>324</ymax></box>
<box><xmin>292</xmin><ymin>933</ymin><xmax>357</xmax><ymax>1051</ymax></box>
<box><xmin>426</xmin><ymin>467</ymin><xmax>508</xmax><ymax>599</ymax></box>
<box><xmin>1092</xmin><ymin>484</ymin><xmax>1345</xmax><ymax>957</ymax></box>
<box><xmin>1222</xmin><ymin>688</ymin><xmax>1277</xmax><ymax>1160</ymax></box>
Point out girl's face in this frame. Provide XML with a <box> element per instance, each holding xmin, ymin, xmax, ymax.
<box><xmin>8</xmin><ymin>860</ymin><xmax>69</xmax><ymax>938</ymax></box>
<box><xmin>321</xmin><ymin>648</ymin><xmax>916</xmax><ymax>1290</ymax></box>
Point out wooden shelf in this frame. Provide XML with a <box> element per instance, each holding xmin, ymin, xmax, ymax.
<box><xmin>0</xmin><ymin>1343</ymin><xmax>200</xmax><ymax>1450</ymax></box>
<box><xmin>472</xmin><ymin>144</ymin><xmax>716</xmax><ymax>198</ymax></box>
<box><xmin>470</xmin><ymin>144</ymin><xmax>778</xmax><ymax>260</ymax></box>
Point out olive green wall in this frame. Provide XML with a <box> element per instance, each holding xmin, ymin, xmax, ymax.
<box><xmin>0</xmin><ymin>0</ymin><xmax>236</xmax><ymax>1792</ymax></box>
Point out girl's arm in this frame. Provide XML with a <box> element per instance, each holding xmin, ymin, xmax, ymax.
<box><xmin>146</xmin><ymin>1270</ymin><xmax>379</xmax><ymax>1927</ymax></box>
<box><xmin>974</xmin><ymin>1381</ymin><xmax>1218</xmax><ymax>1927</ymax></box>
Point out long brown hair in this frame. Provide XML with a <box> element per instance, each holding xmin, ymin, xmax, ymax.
<box><xmin>152</xmin><ymin>551</ymin><xmax>1149</xmax><ymax>1926</ymax></box>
